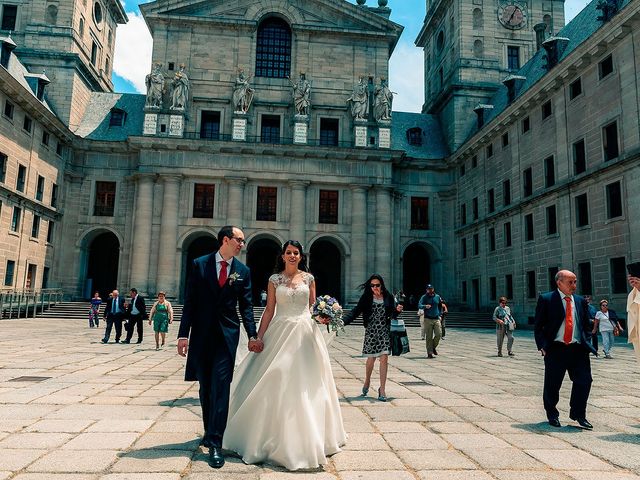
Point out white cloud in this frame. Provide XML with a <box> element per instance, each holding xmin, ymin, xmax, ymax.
<box><xmin>389</xmin><ymin>41</ymin><xmax>424</xmax><ymax>113</ymax></box>
<box><xmin>113</xmin><ymin>11</ymin><xmax>153</xmax><ymax>93</ymax></box>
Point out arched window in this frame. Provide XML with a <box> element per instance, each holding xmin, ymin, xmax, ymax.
<box><xmin>473</xmin><ymin>8</ymin><xmax>483</xmax><ymax>29</ymax></box>
<box><xmin>255</xmin><ymin>17</ymin><xmax>291</xmax><ymax>79</ymax></box>
<box><xmin>45</xmin><ymin>4</ymin><xmax>58</xmax><ymax>25</ymax></box>
<box><xmin>543</xmin><ymin>14</ymin><xmax>553</xmax><ymax>34</ymax></box>
<box><xmin>407</xmin><ymin>127</ymin><xmax>423</xmax><ymax>146</ymax></box>
<box><xmin>473</xmin><ymin>39</ymin><xmax>484</xmax><ymax>58</ymax></box>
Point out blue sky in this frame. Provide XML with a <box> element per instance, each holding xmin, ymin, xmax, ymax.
<box><xmin>113</xmin><ymin>0</ymin><xmax>591</xmax><ymax>112</ymax></box>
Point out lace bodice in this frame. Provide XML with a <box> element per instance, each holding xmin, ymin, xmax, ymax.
<box><xmin>269</xmin><ymin>272</ymin><xmax>314</xmax><ymax>317</ymax></box>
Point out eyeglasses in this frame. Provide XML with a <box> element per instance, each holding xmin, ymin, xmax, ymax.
<box><xmin>230</xmin><ymin>237</ymin><xmax>246</xmax><ymax>245</ymax></box>
<box><xmin>370</xmin><ymin>283</ymin><xmax>381</xmax><ymax>288</ymax></box>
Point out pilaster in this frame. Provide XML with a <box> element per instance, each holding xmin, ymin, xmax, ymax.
<box><xmin>155</xmin><ymin>175</ymin><xmax>182</xmax><ymax>296</ymax></box>
<box><xmin>374</xmin><ymin>185</ymin><xmax>393</xmax><ymax>283</ymax></box>
<box><xmin>226</xmin><ymin>177</ymin><xmax>247</xmax><ymax>226</ymax></box>
<box><xmin>129</xmin><ymin>174</ymin><xmax>156</xmax><ymax>294</ymax></box>
<box><xmin>289</xmin><ymin>180</ymin><xmax>310</xmax><ymax>243</ymax></box>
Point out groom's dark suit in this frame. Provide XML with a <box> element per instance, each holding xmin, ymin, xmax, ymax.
<box><xmin>534</xmin><ymin>290</ymin><xmax>596</xmax><ymax>421</ymax></box>
<box><xmin>178</xmin><ymin>252</ymin><xmax>256</xmax><ymax>449</ymax></box>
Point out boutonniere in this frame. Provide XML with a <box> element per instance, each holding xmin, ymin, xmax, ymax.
<box><xmin>228</xmin><ymin>272</ymin><xmax>242</xmax><ymax>285</ymax></box>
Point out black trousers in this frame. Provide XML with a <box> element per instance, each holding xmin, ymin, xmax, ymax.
<box><xmin>198</xmin><ymin>339</ymin><xmax>234</xmax><ymax>448</ymax></box>
<box><xmin>125</xmin><ymin>314</ymin><xmax>144</xmax><ymax>342</ymax></box>
<box><xmin>543</xmin><ymin>342</ymin><xmax>592</xmax><ymax>420</ymax></box>
<box><xmin>103</xmin><ymin>314</ymin><xmax>124</xmax><ymax>342</ymax></box>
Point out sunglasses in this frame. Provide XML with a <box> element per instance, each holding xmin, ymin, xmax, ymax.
<box><xmin>370</xmin><ymin>283</ymin><xmax>382</xmax><ymax>288</ymax></box>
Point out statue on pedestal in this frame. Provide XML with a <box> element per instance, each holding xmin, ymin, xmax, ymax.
<box><xmin>288</xmin><ymin>73</ymin><xmax>311</xmax><ymax>116</ymax></box>
<box><xmin>232</xmin><ymin>69</ymin><xmax>255</xmax><ymax>114</ymax></box>
<box><xmin>347</xmin><ymin>76</ymin><xmax>369</xmax><ymax>120</ymax></box>
<box><xmin>373</xmin><ymin>78</ymin><xmax>394</xmax><ymax>122</ymax></box>
<box><xmin>170</xmin><ymin>64</ymin><xmax>189</xmax><ymax>110</ymax></box>
<box><xmin>145</xmin><ymin>62</ymin><xmax>164</xmax><ymax>109</ymax></box>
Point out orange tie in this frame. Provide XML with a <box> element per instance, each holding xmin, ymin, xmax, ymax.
<box><xmin>219</xmin><ymin>260</ymin><xmax>228</xmax><ymax>287</ymax></box>
<box><xmin>563</xmin><ymin>296</ymin><xmax>573</xmax><ymax>344</ymax></box>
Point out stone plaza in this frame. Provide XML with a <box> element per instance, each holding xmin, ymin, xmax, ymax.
<box><xmin>1</xmin><ymin>319</ymin><xmax>639</xmax><ymax>479</ymax></box>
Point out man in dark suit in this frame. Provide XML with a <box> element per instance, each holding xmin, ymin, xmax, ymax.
<box><xmin>534</xmin><ymin>269</ymin><xmax>596</xmax><ymax>429</ymax></box>
<box><xmin>123</xmin><ymin>287</ymin><xmax>147</xmax><ymax>344</ymax></box>
<box><xmin>102</xmin><ymin>289</ymin><xmax>126</xmax><ymax>344</ymax></box>
<box><xmin>177</xmin><ymin>225</ymin><xmax>263</xmax><ymax>469</ymax></box>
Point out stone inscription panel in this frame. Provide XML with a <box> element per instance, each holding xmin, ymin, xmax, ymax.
<box><xmin>294</xmin><ymin>122</ymin><xmax>308</xmax><ymax>144</ymax></box>
<box><xmin>143</xmin><ymin>114</ymin><xmax>158</xmax><ymax>135</ymax></box>
<box><xmin>233</xmin><ymin>118</ymin><xmax>247</xmax><ymax>141</ymax></box>
<box><xmin>379</xmin><ymin>128</ymin><xmax>391</xmax><ymax>149</ymax></box>
<box><xmin>168</xmin><ymin>115</ymin><xmax>184</xmax><ymax>137</ymax></box>
<box><xmin>355</xmin><ymin>126</ymin><xmax>367</xmax><ymax>147</ymax></box>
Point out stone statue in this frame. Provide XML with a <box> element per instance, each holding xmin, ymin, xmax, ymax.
<box><xmin>373</xmin><ymin>78</ymin><xmax>393</xmax><ymax>122</ymax></box>
<box><xmin>288</xmin><ymin>73</ymin><xmax>311</xmax><ymax>116</ymax></box>
<box><xmin>347</xmin><ymin>76</ymin><xmax>369</xmax><ymax>120</ymax></box>
<box><xmin>232</xmin><ymin>69</ymin><xmax>255</xmax><ymax>114</ymax></box>
<box><xmin>170</xmin><ymin>64</ymin><xmax>189</xmax><ymax>110</ymax></box>
<box><xmin>145</xmin><ymin>62</ymin><xmax>164</xmax><ymax>109</ymax></box>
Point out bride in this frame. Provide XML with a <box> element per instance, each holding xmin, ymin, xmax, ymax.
<box><xmin>223</xmin><ymin>240</ymin><xmax>346</xmax><ymax>470</ymax></box>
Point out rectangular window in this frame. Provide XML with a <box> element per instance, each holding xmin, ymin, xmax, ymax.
<box><xmin>575</xmin><ymin>193</ymin><xmax>589</xmax><ymax>227</ymax></box>
<box><xmin>462</xmin><ymin>281</ymin><xmax>467</xmax><ymax>302</ymax></box>
<box><xmin>10</xmin><ymin>206</ymin><xmax>21</xmax><ymax>232</ymax></box>
<box><xmin>3</xmin><ymin>100</ymin><xmax>14</xmax><ymax>119</ymax></box>
<box><xmin>606</xmin><ymin>181</ymin><xmax>622</xmax><ymax>219</ymax></box>
<box><xmin>23</xmin><ymin>116</ymin><xmax>32</xmax><ymax>133</ymax></box>
<box><xmin>599</xmin><ymin>55</ymin><xmax>613</xmax><ymax>79</ymax></box>
<box><xmin>410</xmin><ymin>197</ymin><xmax>429</xmax><ymax>230</ymax></box>
<box><xmin>41</xmin><ymin>130</ymin><xmax>49</xmax><ymax>146</ymax></box>
<box><xmin>4</xmin><ymin>260</ymin><xmax>15</xmax><ymax>286</ymax></box>
<box><xmin>603</xmin><ymin>121</ymin><xmax>619</xmax><ymax>161</ymax></box>
<box><xmin>31</xmin><ymin>214</ymin><xmax>40</xmax><ymax>238</ymax></box>
<box><xmin>503</xmin><ymin>180</ymin><xmax>511</xmax><ymax>206</ymax></box>
<box><xmin>522</xmin><ymin>116</ymin><xmax>530</xmax><ymax>133</ymax></box>
<box><xmin>256</xmin><ymin>186</ymin><xmax>277</xmax><ymax>221</ymax></box>
<box><xmin>610</xmin><ymin>257</ymin><xmax>626</xmax><ymax>294</ymax></box>
<box><xmin>319</xmin><ymin>189</ymin><xmax>339</xmax><ymax>224</ymax></box>
<box><xmin>548</xmin><ymin>266</ymin><xmax>559</xmax><ymax>291</ymax></box>
<box><xmin>460</xmin><ymin>203</ymin><xmax>467</xmax><ymax>225</ymax></box>
<box><xmin>461</xmin><ymin>238</ymin><xmax>467</xmax><ymax>259</ymax></box>
<box><xmin>193</xmin><ymin>183</ymin><xmax>215</xmax><ymax>218</ymax></box>
<box><xmin>472</xmin><ymin>197</ymin><xmax>478</xmax><ymax>221</ymax></box>
<box><xmin>1</xmin><ymin>4</ymin><xmax>17</xmax><ymax>31</ymax></box>
<box><xmin>473</xmin><ymin>233</ymin><xmax>479</xmax><ymax>256</ymax></box>
<box><xmin>524</xmin><ymin>213</ymin><xmax>534</xmax><ymax>241</ymax></box>
<box><xmin>541</xmin><ymin>100</ymin><xmax>552</xmax><ymax>119</ymax></box>
<box><xmin>56</xmin><ymin>142</ymin><xmax>63</xmax><ymax>157</ymax></box>
<box><xmin>569</xmin><ymin>77</ymin><xmax>582</xmax><ymax>100</ymax></box>
<box><xmin>0</xmin><ymin>152</ymin><xmax>7</xmax><ymax>183</ymax></box>
<box><xmin>42</xmin><ymin>266</ymin><xmax>50</xmax><ymax>288</ymax></box>
<box><xmin>51</xmin><ymin>183</ymin><xmax>58</xmax><ymax>208</ymax></box>
<box><xmin>527</xmin><ymin>270</ymin><xmax>536</xmax><ymax>299</ymax></box>
<box><xmin>546</xmin><ymin>205</ymin><xmax>557</xmax><ymax>235</ymax></box>
<box><xmin>25</xmin><ymin>264</ymin><xmax>35</xmax><ymax>289</ymax></box>
<box><xmin>487</xmin><ymin>188</ymin><xmax>495</xmax><ymax>213</ymax></box>
<box><xmin>460</xmin><ymin>163</ymin><xmax>466</xmax><ymax>177</ymax></box>
<box><xmin>488</xmin><ymin>227</ymin><xmax>496</xmax><ymax>252</ymax></box>
<box><xmin>523</xmin><ymin>167</ymin><xmax>533</xmax><ymax>197</ymax></box>
<box><xmin>505</xmin><ymin>274</ymin><xmax>513</xmax><ymax>300</ymax></box>
<box><xmin>319</xmin><ymin>118</ymin><xmax>339</xmax><ymax>146</ymax></box>
<box><xmin>36</xmin><ymin>175</ymin><xmax>44</xmax><ymax>201</ymax></box>
<box><xmin>502</xmin><ymin>132</ymin><xmax>509</xmax><ymax>148</ymax></box>
<box><xmin>16</xmin><ymin>164</ymin><xmax>26</xmax><ymax>192</ymax></box>
<box><xmin>260</xmin><ymin>115</ymin><xmax>280</xmax><ymax>144</ymax></box>
<box><xmin>472</xmin><ymin>156</ymin><xmax>478</xmax><ymax>168</ymax></box>
<box><xmin>544</xmin><ymin>156</ymin><xmax>555</xmax><ymax>187</ymax></box>
<box><xmin>504</xmin><ymin>222</ymin><xmax>512</xmax><ymax>247</ymax></box>
<box><xmin>486</xmin><ymin>144</ymin><xmax>493</xmax><ymax>158</ymax></box>
<box><xmin>46</xmin><ymin>220</ymin><xmax>54</xmax><ymax>243</ymax></box>
<box><xmin>90</xmin><ymin>41</ymin><xmax>98</xmax><ymax>66</ymax></box>
<box><xmin>578</xmin><ymin>262</ymin><xmax>593</xmax><ymax>295</ymax></box>
<box><xmin>94</xmin><ymin>181</ymin><xmax>116</xmax><ymax>216</ymax></box>
<box><xmin>489</xmin><ymin>277</ymin><xmax>497</xmax><ymax>301</ymax></box>
<box><xmin>573</xmin><ymin>139</ymin><xmax>586</xmax><ymax>174</ymax></box>
<box><xmin>507</xmin><ymin>45</ymin><xmax>520</xmax><ymax>70</ymax></box>
<box><xmin>200</xmin><ymin>111</ymin><xmax>220</xmax><ymax>140</ymax></box>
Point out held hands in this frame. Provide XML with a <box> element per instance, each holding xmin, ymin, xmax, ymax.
<box><xmin>177</xmin><ymin>338</ymin><xmax>188</xmax><ymax>357</ymax></box>
<box><xmin>248</xmin><ymin>338</ymin><xmax>264</xmax><ymax>353</ymax></box>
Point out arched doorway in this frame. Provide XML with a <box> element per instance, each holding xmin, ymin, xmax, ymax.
<box><xmin>403</xmin><ymin>243</ymin><xmax>431</xmax><ymax>308</ymax></box>
<box><xmin>309</xmin><ymin>239</ymin><xmax>342</xmax><ymax>303</ymax></box>
<box><xmin>87</xmin><ymin>232</ymin><xmax>120</xmax><ymax>300</ymax></box>
<box><xmin>181</xmin><ymin>234</ymin><xmax>218</xmax><ymax>301</ymax></box>
<box><xmin>246</xmin><ymin>237</ymin><xmax>281</xmax><ymax>305</ymax></box>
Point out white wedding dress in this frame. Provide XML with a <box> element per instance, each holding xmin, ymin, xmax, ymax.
<box><xmin>223</xmin><ymin>272</ymin><xmax>346</xmax><ymax>470</ymax></box>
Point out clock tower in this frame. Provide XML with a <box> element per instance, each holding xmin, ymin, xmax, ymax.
<box><xmin>416</xmin><ymin>0</ymin><xmax>565</xmax><ymax>151</ymax></box>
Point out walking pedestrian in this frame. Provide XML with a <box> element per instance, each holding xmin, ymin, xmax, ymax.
<box><xmin>418</xmin><ymin>284</ymin><xmax>446</xmax><ymax>358</ymax></box>
<box><xmin>88</xmin><ymin>291</ymin><xmax>101</xmax><ymax>328</ymax></box>
<box><xmin>493</xmin><ymin>296</ymin><xmax>515</xmax><ymax>357</ymax></box>
<box><xmin>149</xmin><ymin>291</ymin><xmax>173</xmax><ymax>350</ymax></box>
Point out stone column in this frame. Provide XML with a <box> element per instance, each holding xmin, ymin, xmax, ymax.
<box><xmin>226</xmin><ymin>177</ymin><xmax>247</xmax><ymax>226</ymax></box>
<box><xmin>129</xmin><ymin>174</ymin><xmax>156</xmax><ymax>294</ymax></box>
<box><xmin>156</xmin><ymin>175</ymin><xmax>181</xmax><ymax>296</ymax></box>
<box><xmin>289</xmin><ymin>181</ymin><xmax>309</xmax><ymax>243</ymax></box>
<box><xmin>349</xmin><ymin>185</ymin><xmax>368</xmax><ymax>300</ymax></box>
<box><xmin>375</xmin><ymin>186</ymin><xmax>393</xmax><ymax>283</ymax></box>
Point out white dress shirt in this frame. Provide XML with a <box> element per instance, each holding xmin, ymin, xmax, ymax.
<box><xmin>554</xmin><ymin>290</ymin><xmax>581</xmax><ymax>344</ymax></box>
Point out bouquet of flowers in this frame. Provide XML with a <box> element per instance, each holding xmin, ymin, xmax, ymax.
<box><xmin>312</xmin><ymin>295</ymin><xmax>344</xmax><ymax>334</ymax></box>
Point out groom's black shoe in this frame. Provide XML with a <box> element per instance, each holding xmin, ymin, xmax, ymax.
<box><xmin>570</xmin><ymin>416</ymin><xmax>593</xmax><ymax>430</ymax></box>
<box><xmin>208</xmin><ymin>447</ymin><xmax>225</xmax><ymax>469</ymax></box>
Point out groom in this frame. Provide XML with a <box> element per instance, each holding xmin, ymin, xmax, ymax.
<box><xmin>177</xmin><ymin>225</ymin><xmax>263</xmax><ymax>468</ymax></box>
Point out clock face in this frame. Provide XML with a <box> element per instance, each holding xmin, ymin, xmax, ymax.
<box><xmin>498</xmin><ymin>2</ymin><xmax>527</xmax><ymax>29</ymax></box>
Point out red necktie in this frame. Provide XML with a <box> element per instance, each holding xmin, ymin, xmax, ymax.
<box><xmin>218</xmin><ymin>260</ymin><xmax>228</xmax><ymax>287</ymax></box>
<box><xmin>563</xmin><ymin>296</ymin><xmax>573</xmax><ymax>344</ymax></box>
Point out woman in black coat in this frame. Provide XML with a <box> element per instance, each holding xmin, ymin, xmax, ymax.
<box><xmin>343</xmin><ymin>274</ymin><xmax>402</xmax><ymax>401</ymax></box>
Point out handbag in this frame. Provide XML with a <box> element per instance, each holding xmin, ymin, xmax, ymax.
<box><xmin>390</xmin><ymin>329</ymin><xmax>410</xmax><ymax>356</ymax></box>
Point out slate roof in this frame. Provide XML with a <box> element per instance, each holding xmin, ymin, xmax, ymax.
<box><xmin>476</xmin><ymin>0</ymin><xmax>633</xmax><ymax>134</ymax></box>
<box><xmin>74</xmin><ymin>92</ymin><xmax>146</xmax><ymax>140</ymax></box>
<box><xmin>391</xmin><ymin>111</ymin><xmax>449</xmax><ymax>159</ymax></box>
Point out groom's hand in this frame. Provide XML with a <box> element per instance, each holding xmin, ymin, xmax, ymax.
<box><xmin>177</xmin><ymin>338</ymin><xmax>188</xmax><ymax>357</ymax></box>
<box><xmin>248</xmin><ymin>338</ymin><xmax>264</xmax><ymax>353</ymax></box>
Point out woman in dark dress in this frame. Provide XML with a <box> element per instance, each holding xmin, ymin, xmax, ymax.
<box><xmin>343</xmin><ymin>274</ymin><xmax>402</xmax><ymax>401</ymax></box>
